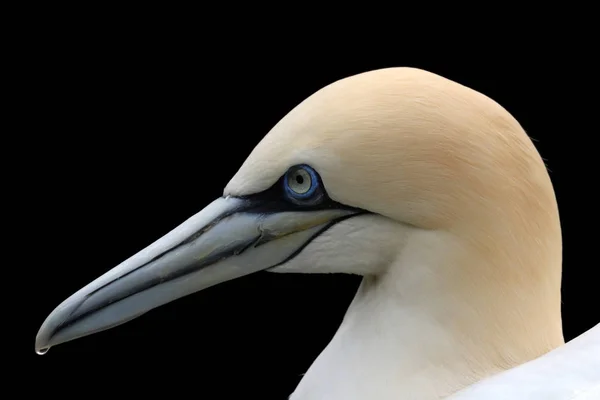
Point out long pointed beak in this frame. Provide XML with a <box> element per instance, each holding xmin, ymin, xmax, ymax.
<box><xmin>35</xmin><ymin>196</ymin><xmax>359</xmax><ymax>354</ymax></box>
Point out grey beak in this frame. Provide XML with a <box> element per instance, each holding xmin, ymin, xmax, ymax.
<box><xmin>35</xmin><ymin>196</ymin><xmax>358</xmax><ymax>355</ymax></box>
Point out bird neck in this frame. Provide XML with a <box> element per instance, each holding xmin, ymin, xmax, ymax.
<box><xmin>291</xmin><ymin>230</ymin><xmax>564</xmax><ymax>400</ymax></box>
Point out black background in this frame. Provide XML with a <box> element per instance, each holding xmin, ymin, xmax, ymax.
<box><xmin>20</xmin><ymin>10</ymin><xmax>597</xmax><ymax>399</ymax></box>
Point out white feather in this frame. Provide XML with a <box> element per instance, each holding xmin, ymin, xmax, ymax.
<box><xmin>449</xmin><ymin>324</ymin><xmax>600</xmax><ymax>399</ymax></box>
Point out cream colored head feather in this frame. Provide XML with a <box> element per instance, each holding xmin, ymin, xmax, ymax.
<box><xmin>226</xmin><ymin>67</ymin><xmax>564</xmax><ymax>398</ymax></box>
<box><xmin>227</xmin><ymin>67</ymin><xmax>557</xmax><ymax>233</ymax></box>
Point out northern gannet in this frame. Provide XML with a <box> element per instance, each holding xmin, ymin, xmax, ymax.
<box><xmin>36</xmin><ymin>67</ymin><xmax>600</xmax><ymax>399</ymax></box>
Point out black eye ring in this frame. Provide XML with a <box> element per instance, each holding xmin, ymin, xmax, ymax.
<box><xmin>283</xmin><ymin>165</ymin><xmax>322</xmax><ymax>204</ymax></box>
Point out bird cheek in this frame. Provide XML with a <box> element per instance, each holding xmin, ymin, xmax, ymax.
<box><xmin>270</xmin><ymin>215</ymin><xmax>403</xmax><ymax>276</ymax></box>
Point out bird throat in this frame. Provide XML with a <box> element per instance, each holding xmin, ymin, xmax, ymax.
<box><xmin>289</xmin><ymin>268</ymin><xmax>560</xmax><ymax>400</ymax></box>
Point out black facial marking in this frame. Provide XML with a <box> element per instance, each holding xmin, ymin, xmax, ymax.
<box><xmin>238</xmin><ymin>164</ymin><xmax>362</xmax><ymax>214</ymax></box>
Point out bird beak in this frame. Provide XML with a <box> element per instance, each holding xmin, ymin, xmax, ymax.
<box><xmin>35</xmin><ymin>196</ymin><xmax>359</xmax><ymax>355</ymax></box>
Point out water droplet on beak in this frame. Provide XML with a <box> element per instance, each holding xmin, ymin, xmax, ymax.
<box><xmin>36</xmin><ymin>347</ymin><xmax>50</xmax><ymax>355</ymax></box>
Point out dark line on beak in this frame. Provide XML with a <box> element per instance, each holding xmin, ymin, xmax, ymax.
<box><xmin>80</xmin><ymin>199</ymin><xmax>251</xmax><ymax>303</ymax></box>
<box><xmin>77</xmin><ymin>194</ymin><xmax>323</xmax><ymax>303</ymax></box>
<box><xmin>53</xmin><ymin>232</ymin><xmax>263</xmax><ymax>339</ymax></box>
<box><xmin>80</xmin><ymin>185</ymin><xmax>363</xmax><ymax>304</ymax></box>
<box><xmin>49</xmin><ymin>211</ymin><xmax>366</xmax><ymax>343</ymax></box>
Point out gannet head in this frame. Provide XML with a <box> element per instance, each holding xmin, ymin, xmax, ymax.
<box><xmin>36</xmin><ymin>68</ymin><xmax>563</xmax><ymax>363</ymax></box>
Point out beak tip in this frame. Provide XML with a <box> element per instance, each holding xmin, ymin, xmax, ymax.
<box><xmin>35</xmin><ymin>314</ymin><xmax>56</xmax><ymax>355</ymax></box>
<box><xmin>35</xmin><ymin>295</ymin><xmax>82</xmax><ymax>356</ymax></box>
<box><xmin>35</xmin><ymin>328</ymin><xmax>51</xmax><ymax>355</ymax></box>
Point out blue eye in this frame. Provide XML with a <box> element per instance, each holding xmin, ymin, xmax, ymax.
<box><xmin>284</xmin><ymin>165</ymin><xmax>319</xmax><ymax>201</ymax></box>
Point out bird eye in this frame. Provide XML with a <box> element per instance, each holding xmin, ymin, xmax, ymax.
<box><xmin>284</xmin><ymin>165</ymin><xmax>321</xmax><ymax>203</ymax></box>
<box><xmin>287</xmin><ymin>168</ymin><xmax>312</xmax><ymax>194</ymax></box>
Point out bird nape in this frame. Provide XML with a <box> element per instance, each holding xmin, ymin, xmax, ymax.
<box><xmin>36</xmin><ymin>67</ymin><xmax>599</xmax><ymax>400</ymax></box>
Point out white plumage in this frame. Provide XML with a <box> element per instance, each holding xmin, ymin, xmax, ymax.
<box><xmin>449</xmin><ymin>323</ymin><xmax>600</xmax><ymax>399</ymax></box>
